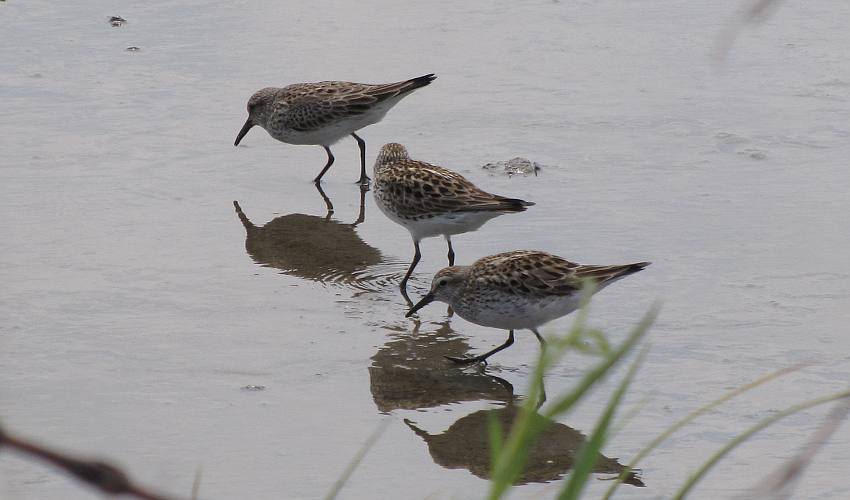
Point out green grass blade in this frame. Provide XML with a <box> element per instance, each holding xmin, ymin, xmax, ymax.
<box><xmin>488</xmin><ymin>411</ymin><xmax>505</xmax><ymax>471</ymax></box>
<box><xmin>487</xmin><ymin>304</ymin><xmax>658</xmax><ymax>500</ymax></box>
<box><xmin>325</xmin><ymin>418</ymin><xmax>391</xmax><ymax>500</ymax></box>
<box><xmin>672</xmin><ymin>389</ymin><xmax>850</xmax><ymax>500</ymax></box>
<box><xmin>558</xmin><ymin>348</ymin><xmax>646</xmax><ymax>500</ymax></box>
<box><xmin>610</xmin><ymin>392</ymin><xmax>653</xmax><ymax>439</ymax></box>
<box><xmin>486</xmin><ymin>288</ymin><xmax>596</xmax><ymax>499</ymax></box>
<box><xmin>602</xmin><ymin>363</ymin><xmax>808</xmax><ymax>500</ymax></box>
<box><xmin>487</xmin><ymin>347</ymin><xmax>550</xmax><ymax>499</ymax></box>
<box><xmin>542</xmin><ymin>306</ymin><xmax>657</xmax><ymax>420</ymax></box>
<box><xmin>744</xmin><ymin>398</ymin><xmax>850</xmax><ymax>498</ymax></box>
<box><xmin>191</xmin><ymin>466</ymin><xmax>202</xmax><ymax>500</ymax></box>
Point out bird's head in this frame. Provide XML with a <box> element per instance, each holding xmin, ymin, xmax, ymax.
<box><xmin>374</xmin><ymin>143</ymin><xmax>410</xmax><ymax>170</ymax></box>
<box><xmin>406</xmin><ymin>266</ymin><xmax>469</xmax><ymax>317</ymax></box>
<box><xmin>234</xmin><ymin>88</ymin><xmax>277</xmax><ymax>146</ymax></box>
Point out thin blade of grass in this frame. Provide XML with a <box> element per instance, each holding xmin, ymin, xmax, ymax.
<box><xmin>602</xmin><ymin>363</ymin><xmax>808</xmax><ymax>500</ymax></box>
<box><xmin>739</xmin><ymin>397</ymin><xmax>850</xmax><ymax>499</ymax></box>
<box><xmin>487</xmin><ymin>287</ymin><xmax>597</xmax><ymax>499</ymax></box>
<box><xmin>610</xmin><ymin>392</ymin><xmax>654</xmax><ymax>439</ymax></box>
<box><xmin>558</xmin><ymin>348</ymin><xmax>646</xmax><ymax>500</ymax></box>
<box><xmin>487</xmin><ymin>304</ymin><xmax>657</xmax><ymax>500</ymax></box>
<box><xmin>715</xmin><ymin>0</ymin><xmax>785</xmax><ymax>62</ymax></box>
<box><xmin>487</xmin><ymin>346</ymin><xmax>551</xmax><ymax>499</ymax></box>
<box><xmin>488</xmin><ymin>411</ymin><xmax>505</xmax><ymax>470</ymax></box>
<box><xmin>324</xmin><ymin>418</ymin><xmax>391</xmax><ymax>500</ymax></box>
<box><xmin>672</xmin><ymin>389</ymin><xmax>850</xmax><ymax>500</ymax></box>
<box><xmin>551</xmin><ymin>279</ymin><xmax>598</xmax><ymax>353</ymax></box>
<box><xmin>0</xmin><ymin>424</ymin><xmax>179</xmax><ymax>500</ymax></box>
<box><xmin>191</xmin><ymin>467</ymin><xmax>202</xmax><ymax>500</ymax></box>
<box><xmin>542</xmin><ymin>306</ymin><xmax>657</xmax><ymax>420</ymax></box>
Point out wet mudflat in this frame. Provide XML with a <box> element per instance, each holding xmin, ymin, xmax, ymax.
<box><xmin>2</xmin><ymin>1</ymin><xmax>850</xmax><ymax>499</ymax></box>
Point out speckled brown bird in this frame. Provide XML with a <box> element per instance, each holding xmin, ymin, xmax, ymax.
<box><xmin>406</xmin><ymin>251</ymin><xmax>650</xmax><ymax>365</ymax></box>
<box><xmin>372</xmin><ymin>143</ymin><xmax>534</xmax><ymax>293</ymax></box>
<box><xmin>234</xmin><ymin>74</ymin><xmax>436</xmax><ymax>185</ymax></box>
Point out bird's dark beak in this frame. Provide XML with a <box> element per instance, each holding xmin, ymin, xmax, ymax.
<box><xmin>406</xmin><ymin>292</ymin><xmax>435</xmax><ymax>317</ymax></box>
<box><xmin>234</xmin><ymin>118</ymin><xmax>254</xmax><ymax>146</ymax></box>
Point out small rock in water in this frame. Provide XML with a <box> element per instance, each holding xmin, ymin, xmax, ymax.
<box><xmin>109</xmin><ymin>16</ymin><xmax>127</xmax><ymax>27</ymax></box>
<box><xmin>125</xmin><ymin>46</ymin><xmax>141</xmax><ymax>52</ymax></box>
<box><xmin>738</xmin><ymin>149</ymin><xmax>767</xmax><ymax>160</ymax></box>
<box><xmin>241</xmin><ymin>385</ymin><xmax>266</xmax><ymax>391</ymax></box>
<box><xmin>481</xmin><ymin>157</ymin><xmax>544</xmax><ymax>177</ymax></box>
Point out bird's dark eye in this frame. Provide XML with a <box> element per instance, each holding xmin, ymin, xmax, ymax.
<box><xmin>438</xmin><ymin>280</ymin><xmax>446</xmax><ymax>287</ymax></box>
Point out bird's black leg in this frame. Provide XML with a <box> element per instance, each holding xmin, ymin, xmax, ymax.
<box><xmin>314</xmin><ymin>146</ymin><xmax>335</xmax><ymax>184</ymax></box>
<box><xmin>314</xmin><ymin>182</ymin><xmax>335</xmax><ymax>221</ymax></box>
<box><xmin>446</xmin><ymin>330</ymin><xmax>515</xmax><ymax>365</ymax></box>
<box><xmin>399</xmin><ymin>240</ymin><xmax>421</xmax><ymax>293</ymax></box>
<box><xmin>400</xmin><ymin>287</ymin><xmax>414</xmax><ymax>308</ymax></box>
<box><xmin>352</xmin><ymin>183</ymin><xmax>368</xmax><ymax>226</ymax></box>
<box><xmin>443</xmin><ymin>237</ymin><xmax>455</xmax><ymax>316</ymax></box>
<box><xmin>530</xmin><ymin>328</ymin><xmax>547</xmax><ymax>407</ymax></box>
<box><xmin>351</xmin><ymin>133</ymin><xmax>370</xmax><ymax>185</ymax></box>
<box><xmin>536</xmin><ymin>377</ymin><xmax>547</xmax><ymax>409</ymax></box>
<box><xmin>531</xmin><ymin>328</ymin><xmax>546</xmax><ymax>347</ymax></box>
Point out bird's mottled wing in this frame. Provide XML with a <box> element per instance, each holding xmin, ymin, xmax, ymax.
<box><xmin>379</xmin><ymin>160</ymin><xmax>529</xmax><ymax>217</ymax></box>
<box><xmin>275</xmin><ymin>82</ymin><xmax>382</xmax><ymax>132</ymax></box>
<box><xmin>470</xmin><ymin>251</ymin><xmax>584</xmax><ymax>298</ymax></box>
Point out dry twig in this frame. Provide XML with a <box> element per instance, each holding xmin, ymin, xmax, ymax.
<box><xmin>0</xmin><ymin>423</ymin><xmax>184</xmax><ymax>500</ymax></box>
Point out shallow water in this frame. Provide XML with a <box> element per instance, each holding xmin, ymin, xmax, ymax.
<box><xmin>2</xmin><ymin>1</ymin><xmax>850</xmax><ymax>499</ymax></box>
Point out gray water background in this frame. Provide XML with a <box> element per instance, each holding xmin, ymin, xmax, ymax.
<box><xmin>2</xmin><ymin>1</ymin><xmax>850</xmax><ymax>499</ymax></box>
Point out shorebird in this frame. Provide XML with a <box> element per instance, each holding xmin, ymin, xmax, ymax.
<box><xmin>406</xmin><ymin>251</ymin><xmax>650</xmax><ymax>365</ymax></box>
<box><xmin>234</xmin><ymin>74</ymin><xmax>436</xmax><ymax>185</ymax></box>
<box><xmin>372</xmin><ymin>143</ymin><xmax>534</xmax><ymax>295</ymax></box>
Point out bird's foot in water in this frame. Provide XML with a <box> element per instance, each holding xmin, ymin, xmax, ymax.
<box><xmin>444</xmin><ymin>355</ymin><xmax>487</xmax><ymax>366</ymax></box>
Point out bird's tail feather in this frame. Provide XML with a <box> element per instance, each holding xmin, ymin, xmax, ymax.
<box><xmin>578</xmin><ymin>262</ymin><xmax>651</xmax><ymax>284</ymax></box>
<box><xmin>403</xmin><ymin>73</ymin><xmax>437</xmax><ymax>90</ymax></box>
<box><xmin>493</xmin><ymin>197</ymin><xmax>535</xmax><ymax>212</ymax></box>
<box><xmin>371</xmin><ymin>74</ymin><xmax>437</xmax><ymax>99</ymax></box>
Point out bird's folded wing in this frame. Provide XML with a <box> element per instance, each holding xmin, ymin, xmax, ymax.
<box><xmin>282</xmin><ymin>93</ymin><xmax>380</xmax><ymax>132</ymax></box>
<box><xmin>471</xmin><ymin>252</ymin><xmax>583</xmax><ymax>297</ymax></box>
<box><xmin>387</xmin><ymin>163</ymin><xmax>525</xmax><ymax>216</ymax></box>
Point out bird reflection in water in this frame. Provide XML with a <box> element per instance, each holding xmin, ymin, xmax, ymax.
<box><xmin>314</xmin><ymin>183</ymin><xmax>368</xmax><ymax>224</ymax></box>
<box><xmin>404</xmin><ymin>405</ymin><xmax>644</xmax><ymax>487</ymax></box>
<box><xmin>370</xmin><ymin>320</ymin><xmax>644</xmax><ymax>487</ymax></box>
<box><xmin>233</xmin><ymin>188</ymin><xmax>403</xmax><ymax>290</ymax></box>
<box><xmin>370</xmin><ymin>319</ymin><xmax>514</xmax><ymax>412</ymax></box>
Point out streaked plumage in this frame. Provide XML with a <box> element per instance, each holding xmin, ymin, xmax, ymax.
<box><xmin>372</xmin><ymin>143</ymin><xmax>534</xmax><ymax>295</ymax></box>
<box><xmin>407</xmin><ymin>251</ymin><xmax>650</xmax><ymax>364</ymax></box>
<box><xmin>234</xmin><ymin>74</ymin><xmax>436</xmax><ymax>184</ymax></box>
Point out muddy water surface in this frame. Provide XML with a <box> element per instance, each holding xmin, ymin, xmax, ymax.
<box><xmin>2</xmin><ymin>1</ymin><xmax>850</xmax><ymax>499</ymax></box>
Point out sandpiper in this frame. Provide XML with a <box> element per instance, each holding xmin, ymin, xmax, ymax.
<box><xmin>406</xmin><ymin>251</ymin><xmax>650</xmax><ymax>365</ymax></box>
<box><xmin>372</xmin><ymin>143</ymin><xmax>534</xmax><ymax>295</ymax></box>
<box><xmin>234</xmin><ymin>74</ymin><xmax>436</xmax><ymax>185</ymax></box>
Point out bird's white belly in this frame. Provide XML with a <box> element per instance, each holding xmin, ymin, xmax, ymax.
<box><xmin>407</xmin><ymin>212</ymin><xmax>501</xmax><ymax>240</ymax></box>
<box><xmin>457</xmin><ymin>294</ymin><xmax>583</xmax><ymax>331</ymax></box>
<box><xmin>268</xmin><ymin>97</ymin><xmax>404</xmax><ymax>146</ymax></box>
<box><xmin>375</xmin><ymin>201</ymin><xmax>502</xmax><ymax>241</ymax></box>
<box><xmin>268</xmin><ymin>120</ymin><xmax>358</xmax><ymax>146</ymax></box>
